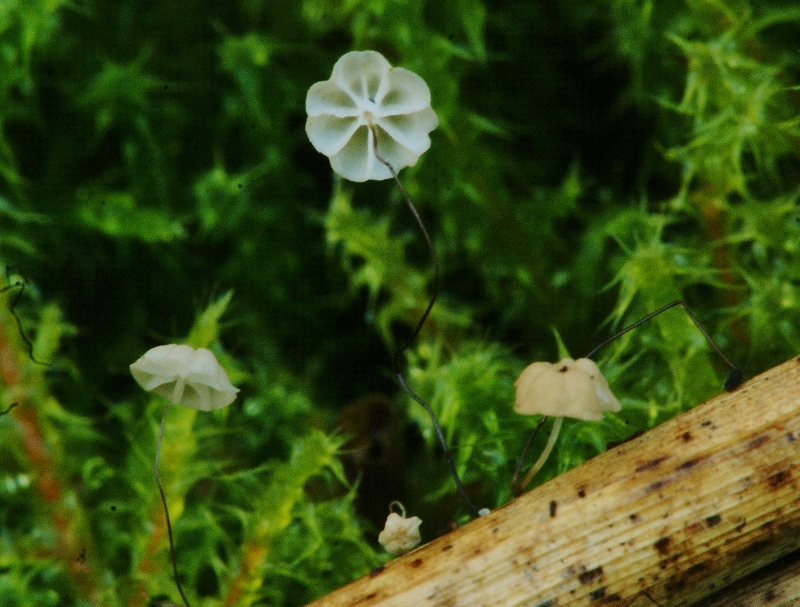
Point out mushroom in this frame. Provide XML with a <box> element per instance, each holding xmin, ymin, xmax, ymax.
<box><xmin>305</xmin><ymin>50</ymin><xmax>438</xmax><ymax>182</ymax></box>
<box><xmin>512</xmin><ymin>357</ymin><xmax>621</xmax><ymax>493</ymax></box>
<box><xmin>378</xmin><ymin>501</ymin><xmax>422</xmax><ymax>556</ymax></box>
<box><xmin>306</xmin><ymin>52</ymin><xmax>482</xmax><ymax>518</ymax></box>
<box><xmin>130</xmin><ymin>344</ymin><xmax>239</xmax><ymax>607</ymax></box>
<box><xmin>130</xmin><ymin>344</ymin><xmax>239</xmax><ymax>411</ymax></box>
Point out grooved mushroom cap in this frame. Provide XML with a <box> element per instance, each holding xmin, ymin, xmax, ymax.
<box><xmin>305</xmin><ymin>50</ymin><xmax>438</xmax><ymax>182</ymax></box>
<box><xmin>514</xmin><ymin>357</ymin><xmax>621</xmax><ymax>421</ymax></box>
<box><xmin>378</xmin><ymin>511</ymin><xmax>423</xmax><ymax>556</ymax></box>
<box><xmin>130</xmin><ymin>344</ymin><xmax>239</xmax><ymax>411</ymax></box>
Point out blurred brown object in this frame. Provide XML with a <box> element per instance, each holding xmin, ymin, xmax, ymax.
<box><xmin>337</xmin><ymin>394</ymin><xmax>415</xmax><ymax>532</ymax></box>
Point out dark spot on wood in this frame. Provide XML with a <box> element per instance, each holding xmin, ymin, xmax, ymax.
<box><xmin>550</xmin><ymin>500</ymin><xmax>557</xmax><ymax>517</ymax></box>
<box><xmin>589</xmin><ymin>587</ymin><xmax>606</xmax><ymax>600</ymax></box>
<box><xmin>492</xmin><ymin>527</ymin><xmax>499</xmax><ymax>534</ymax></box>
<box><xmin>354</xmin><ymin>592</ymin><xmax>378</xmax><ymax>605</ymax></box>
<box><xmin>636</xmin><ymin>456</ymin><xmax>670</xmax><ymax>472</ymax></box>
<box><xmin>369</xmin><ymin>566</ymin><xmax>385</xmax><ymax>578</ymax></box>
<box><xmin>682</xmin><ymin>431</ymin><xmax>692</xmax><ymax>441</ymax></box>
<box><xmin>578</xmin><ymin>488</ymin><xmax>586</xmax><ymax>498</ymax></box>
<box><xmin>559</xmin><ymin>365</ymin><xmax>568</xmax><ymax>372</ymax></box>
<box><xmin>706</xmin><ymin>514</ymin><xmax>721</xmax><ymax>527</ymax></box>
<box><xmin>735</xmin><ymin>522</ymin><xmax>746</xmax><ymax>533</ymax></box>
<box><xmin>763</xmin><ymin>588</ymin><xmax>777</xmax><ymax>601</ymax></box>
<box><xmin>646</xmin><ymin>479</ymin><xmax>668</xmax><ymax>493</ymax></box>
<box><xmin>534</xmin><ymin>600</ymin><xmax>555</xmax><ymax>607</ymax></box>
<box><xmin>768</xmin><ymin>470</ymin><xmax>791</xmax><ymax>488</ymax></box>
<box><xmin>474</xmin><ymin>547</ymin><xmax>482</xmax><ymax>555</ymax></box>
<box><xmin>630</xmin><ymin>513</ymin><xmax>640</xmax><ymax>522</ymax></box>
<box><xmin>606</xmin><ymin>594</ymin><xmax>622</xmax><ymax>602</ymax></box>
<box><xmin>747</xmin><ymin>435</ymin><xmax>769</xmax><ymax>451</ymax></box>
<box><xmin>441</xmin><ymin>544</ymin><xmax>453</xmax><ymax>552</ymax></box>
<box><xmin>788</xmin><ymin>432</ymin><xmax>796</xmax><ymax>442</ymax></box>
<box><xmin>410</xmin><ymin>558</ymin><xmax>423</xmax><ymax>568</ymax></box>
<box><xmin>685</xmin><ymin>522</ymin><xmax>703</xmax><ymax>535</ymax></box>
<box><xmin>654</xmin><ymin>537</ymin><xmax>671</xmax><ymax>555</ymax></box>
<box><xmin>701</xmin><ymin>420</ymin><xmax>713</xmax><ymax>427</ymax></box>
<box><xmin>578</xmin><ymin>566</ymin><xmax>604</xmax><ymax>585</ymax></box>
<box><xmin>677</xmin><ymin>456</ymin><xmax>706</xmax><ymax>471</ymax></box>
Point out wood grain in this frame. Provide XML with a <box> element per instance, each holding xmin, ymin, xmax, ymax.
<box><xmin>305</xmin><ymin>356</ymin><xmax>800</xmax><ymax>607</ymax></box>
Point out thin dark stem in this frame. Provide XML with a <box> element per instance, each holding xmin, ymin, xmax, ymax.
<box><xmin>369</xmin><ymin>124</ymin><xmax>480</xmax><ymax>518</ymax></box>
<box><xmin>583</xmin><ymin>300</ymin><xmax>745</xmax><ymax>388</ymax></box>
<box><xmin>511</xmin><ymin>415</ymin><xmax>547</xmax><ymax>496</ymax></box>
<box><xmin>155</xmin><ymin>401</ymin><xmax>192</xmax><ymax>607</ymax></box>
<box><xmin>1</xmin><ymin>273</ymin><xmax>50</xmax><ymax>366</ymax></box>
<box><xmin>0</xmin><ymin>402</ymin><xmax>19</xmax><ymax>416</ymax></box>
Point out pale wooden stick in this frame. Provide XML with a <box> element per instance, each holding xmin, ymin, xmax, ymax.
<box><xmin>306</xmin><ymin>356</ymin><xmax>800</xmax><ymax>607</ymax></box>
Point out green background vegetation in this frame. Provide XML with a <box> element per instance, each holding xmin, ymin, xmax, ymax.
<box><xmin>1</xmin><ymin>0</ymin><xmax>799</xmax><ymax>605</ymax></box>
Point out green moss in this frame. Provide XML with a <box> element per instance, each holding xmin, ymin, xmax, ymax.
<box><xmin>1</xmin><ymin>0</ymin><xmax>799</xmax><ymax>604</ymax></box>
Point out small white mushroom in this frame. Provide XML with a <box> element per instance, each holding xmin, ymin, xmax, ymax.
<box><xmin>378</xmin><ymin>502</ymin><xmax>422</xmax><ymax>556</ymax></box>
<box><xmin>305</xmin><ymin>50</ymin><xmax>438</xmax><ymax>182</ymax></box>
<box><xmin>130</xmin><ymin>344</ymin><xmax>239</xmax><ymax>411</ymax></box>
<box><xmin>130</xmin><ymin>344</ymin><xmax>239</xmax><ymax>607</ymax></box>
<box><xmin>514</xmin><ymin>358</ymin><xmax>621</xmax><ymax>492</ymax></box>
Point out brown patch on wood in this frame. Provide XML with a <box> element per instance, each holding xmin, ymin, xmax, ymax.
<box><xmin>410</xmin><ymin>558</ymin><xmax>423</xmax><ymax>568</ymax></box>
<box><xmin>578</xmin><ymin>566</ymin><xmax>604</xmax><ymax>585</ymax></box>
<box><xmin>369</xmin><ymin>566</ymin><xmax>385</xmax><ymax>578</ymax></box>
<box><xmin>441</xmin><ymin>544</ymin><xmax>453</xmax><ymax>552</ymax></box>
<box><xmin>767</xmin><ymin>469</ymin><xmax>791</xmax><ymax>488</ymax></box>
<box><xmin>578</xmin><ymin>487</ymin><xmax>586</xmax><ymax>498</ymax></box>
<box><xmin>705</xmin><ymin>514</ymin><xmax>721</xmax><ymax>527</ymax></box>
<box><xmin>646</xmin><ymin>479</ymin><xmax>669</xmax><ymax>493</ymax></box>
<box><xmin>746</xmin><ymin>435</ymin><xmax>770</xmax><ymax>451</ymax></box>
<box><xmin>677</xmin><ymin>455</ymin><xmax>707</xmax><ymax>471</ymax></box>
<box><xmin>353</xmin><ymin>592</ymin><xmax>378</xmax><ymax>605</ymax></box>
<box><xmin>635</xmin><ymin>456</ymin><xmax>670</xmax><ymax>472</ymax></box>
<box><xmin>681</xmin><ymin>431</ymin><xmax>692</xmax><ymax>442</ymax></box>
<box><xmin>654</xmin><ymin>537</ymin><xmax>671</xmax><ymax>555</ymax></box>
<box><xmin>549</xmin><ymin>500</ymin><xmax>557</xmax><ymax>517</ymax></box>
<box><xmin>684</xmin><ymin>522</ymin><xmax>704</xmax><ymax>535</ymax></box>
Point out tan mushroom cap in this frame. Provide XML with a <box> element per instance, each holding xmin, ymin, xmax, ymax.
<box><xmin>514</xmin><ymin>357</ymin><xmax>621</xmax><ymax>421</ymax></box>
<box><xmin>130</xmin><ymin>344</ymin><xmax>239</xmax><ymax>411</ymax></box>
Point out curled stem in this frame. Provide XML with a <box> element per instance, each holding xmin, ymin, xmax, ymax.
<box><xmin>368</xmin><ymin>124</ymin><xmax>480</xmax><ymax>518</ymax></box>
<box><xmin>155</xmin><ymin>401</ymin><xmax>192</xmax><ymax>607</ymax></box>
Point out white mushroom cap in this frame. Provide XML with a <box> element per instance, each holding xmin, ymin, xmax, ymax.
<box><xmin>306</xmin><ymin>50</ymin><xmax>438</xmax><ymax>182</ymax></box>
<box><xmin>514</xmin><ymin>357</ymin><xmax>621</xmax><ymax>421</ymax></box>
<box><xmin>378</xmin><ymin>511</ymin><xmax>422</xmax><ymax>556</ymax></box>
<box><xmin>130</xmin><ymin>344</ymin><xmax>239</xmax><ymax>411</ymax></box>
